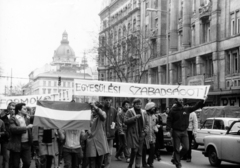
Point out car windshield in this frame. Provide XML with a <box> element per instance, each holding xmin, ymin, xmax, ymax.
<box><xmin>228</xmin><ymin>122</ymin><xmax>240</xmax><ymax>135</ymax></box>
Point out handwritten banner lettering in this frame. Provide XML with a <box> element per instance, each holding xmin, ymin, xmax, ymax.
<box><xmin>0</xmin><ymin>94</ymin><xmax>56</xmax><ymax>109</ymax></box>
<box><xmin>74</xmin><ymin>80</ymin><xmax>210</xmax><ymax>99</ymax></box>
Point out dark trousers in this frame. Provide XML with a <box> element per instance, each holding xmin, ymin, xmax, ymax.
<box><xmin>186</xmin><ymin>131</ymin><xmax>193</xmax><ymax>159</ymax></box>
<box><xmin>40</xmin><ymin>155</ymin><xmax>53</xmax><ymax>168</ymax></box>
<box><xmin>115</xmin><ymin>134</ymin><xmax>130</xmax><ymax>159</ymax></box>
<box><xmin>172</xmin><ymin>130</ymin><xmax>189</xmax><ymax>167</ymax></box>
<box><xmin>129</xmin><ymin>137</ymin><xmax>144</xmax><ymax>168</ymax></box>
<box><xmin>90</xmin><ymin>154</ymin><xmax>104</xmax><ymax>168</ymax></box>
<box><xmin>11</xmin><ymin>142</ymin><xmax>32</xmax><ymax>168</ymax></box>
<box><xmin>142</xmin><ymin>143</ymin><xmax>155</xmax><ymax>166</ymax></box>
<box><xmin>63</xmin><ymin>147</ymin><xmax>81</xmax><ymax>168</ymax></box>
<box><xmin>1</xmin><ymin>142</ymin><xmax>10</xmax><ymax>168</ymax></box>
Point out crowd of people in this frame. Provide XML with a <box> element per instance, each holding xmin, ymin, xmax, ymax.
<box><xmin>0</xmin><ymin>97</ymin><xmax>205</xmax><ymax>168</ymax></box>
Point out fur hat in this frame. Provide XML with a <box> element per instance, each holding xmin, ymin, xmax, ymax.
<box><xmin>145</xmin><ymin>102</ymin><xmax>156</xmax><ymax>111</ymax></box>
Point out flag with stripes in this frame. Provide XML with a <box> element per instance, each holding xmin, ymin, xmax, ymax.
<box><xmin>33</xmin><ymin>101</ymin><xmax>91</xmax><ymax>130</ymax></box>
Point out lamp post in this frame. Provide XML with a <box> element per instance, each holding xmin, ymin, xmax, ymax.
<box><xmin>146</xmin><ymin>8</ymin><xmax>170</xmax><ymax>107</ymax></box>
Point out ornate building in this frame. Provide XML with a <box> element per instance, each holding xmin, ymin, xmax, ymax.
<box><xmin>23</xmin><ymin>31</ymin><xmax>98</xmax><ymax>102</ymax></box>
<box><xmin>99</xmin><ymin>0</ymin><xmax>240</xmax><ymax>108</ymax></box>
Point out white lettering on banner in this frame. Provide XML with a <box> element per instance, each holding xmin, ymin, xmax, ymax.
<box><xmin>74</xmin><ymin>79</ymin><xmax>210</xmax><ymax>99</ymax></box>
<box><xmin>0</xmin><ymin>94</ymin><xmax>54</xmax><ymax>109</ymax></box>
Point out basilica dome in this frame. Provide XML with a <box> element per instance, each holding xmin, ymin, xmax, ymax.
<box><xmin>52</xmin><ymin>31</ymin><xmax>76</xmax><ymax>64</ymax></box>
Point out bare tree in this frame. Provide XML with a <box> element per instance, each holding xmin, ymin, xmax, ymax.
<box><xmin>98</xmin><ymin>30</ymin><xmax>157</xmax><ymax>83</ymax></box>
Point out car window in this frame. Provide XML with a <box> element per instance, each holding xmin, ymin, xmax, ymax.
<box><xmin>213</xmin><ymin>120</ymin><xmax>224</xmax><ymax>130</ymax></box>
<box><xmin>202</xmin><ymin>119</ymin><xmax>213</xmax><ymax>129</ymax></box>
<box><xmin>228</xmin><ymin>122</ymin><xmax>240</xmax><ymax>135</ymax></box>
<box><xmin>228</xmin><ymin>120</ymin><xmax>235</xmax><ymax>127</ymax></box>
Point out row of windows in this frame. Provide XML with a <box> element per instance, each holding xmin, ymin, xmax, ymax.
<box><xmin>42</xmin><ymin>88</ymin><xmax>73</xmax><ymax>94</ymax></box>
<box><xmin>42</xmin><ymin>80</ymin><xmax>74</xmax><ymax>87</ymax></box>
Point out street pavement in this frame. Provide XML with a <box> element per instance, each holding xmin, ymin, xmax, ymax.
<box><xmin>30</xmin><ymin>146</ymin><xmax>239</xmax><ymax>168</ymax></box>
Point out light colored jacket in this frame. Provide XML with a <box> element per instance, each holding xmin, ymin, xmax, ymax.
<box><xmin>187</xmin><ymin>112</ymin><xmax>198</xmax><ymax>133</ymax></box>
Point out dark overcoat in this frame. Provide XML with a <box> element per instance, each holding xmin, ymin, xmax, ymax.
<box><xmin>124</xmin><ymin>108</ymin><xmax>149</xmax><ymax>149</ymax></box>
<box><xmin>7</xmin><ymin>115</ymin><xmax>32</xmax><ymax>152</ymax></box>
<box><xmin>86</xmin><ymin>110</ymin><xmax>109</xmax><ymax>157</ymax></box>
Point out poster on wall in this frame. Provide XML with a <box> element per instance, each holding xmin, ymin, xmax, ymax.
<box><xmin>74</xmin><ymin>79</ymin><xmax>210</xmax><ymax>100</ymax></box>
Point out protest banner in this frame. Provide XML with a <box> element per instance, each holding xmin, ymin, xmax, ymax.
<box><xmin>34</xmin><ymin>101</ymin><xmax>91</xmax><ymax>130</ymax></box>
<box><xmin>0</xmin><ymin>94</ymin><xmax>57</xmax><ymax>109</ymax></box>
<box><xmin>74</xmin><ymin>79</ymin><xmax>210</xmax><ymax>100</ymax></box>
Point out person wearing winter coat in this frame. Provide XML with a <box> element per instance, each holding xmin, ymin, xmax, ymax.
<box><xmin>142</xmin><ymin>102</ymin><xmax>158</xmax><ymax>168</ymax></box>
<box><xmin>124</xmin><ymin>99</ymin><xmax>149</xmax><ymax>168</ymax></box>
<box><xmin>86</xmin><ymin>102</ymin><xmax>109</xmax><ymax>168</ymax></box>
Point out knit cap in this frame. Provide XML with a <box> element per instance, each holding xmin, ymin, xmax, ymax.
<box><xmin>145</xmin><ymin>102</ymin><xmax>156</xmax><ymax>111</ymax></box>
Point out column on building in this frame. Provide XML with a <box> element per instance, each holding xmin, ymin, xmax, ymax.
<box><xmin>196</xmin><ymin>56</ymin><xmax>203</xmax><ymax>75</ymax></box>
<box><xmin>210</xmin><ymin>0</ymin><xmax>220</xmax><ymax>41</ymax></box>
<box><xmin>170</xmin><ymin>0</ymin><xmax>179</xmax><ymax>52</ymax></box>
<box><xmin>212</xmin><ymin>52</ymin><xmax>220</xmax><ymax>90</ymax></box>
<box><xmin>182</xmin><ymin>0</ymin><xmax>192</xmax><ymax>48</ymax></box>
<box><xmin>169</xmin><ymin>63</ymin><xmax>175</xmax><ymax>85</ymax></box>
<box><xmin>194</xmin><ymin>0</ymin><xmax>201</xmax><ymax>45</ymax></box>
<box><xmin>158</xmin><ymin>65</ymin><xmax>165</xmax><ymax>84</ymax></box>
<box><xmin>181</xmin><ymin>59</ymin><xmax>188</xmax><ymax>85</ymax></box>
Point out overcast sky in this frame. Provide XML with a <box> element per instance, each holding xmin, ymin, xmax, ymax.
<box><xmin>0</xmin><ymin>0</ymin><xmax>102</xmax><ymax>94</ymax></box>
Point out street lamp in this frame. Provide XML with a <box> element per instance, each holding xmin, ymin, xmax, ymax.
<box><xmin>146</xmin><ymin>8</ymin><xmax>170</xmax><ymax>107</ymax></box>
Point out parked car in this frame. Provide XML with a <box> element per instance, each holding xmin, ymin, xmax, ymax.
<box><xmin>202</xmin><ymin>120</ymin><xmax>240</xmax><ymax>166</ymax></box>
<box><xmin>193</xmin><ymin>117</ymin><xmax>239</xmax><ymax>149</ymax></box>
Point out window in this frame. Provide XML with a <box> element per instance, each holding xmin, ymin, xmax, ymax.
<box><xmin>231</xmin><ymin>13</ymin><xmax>235</xmax><ymax>36</ymax></box>
<box><xmin>133</xmin><ymin>19</ymin><xmax>136</xmax><ymax>31</ymax></box>
<box><xmin>63</xmin><ymin>81</ymin><xmax>66</xmax><ymax>87</ymax></box>
<box><xmin>176</xmin><ymin>62</ymin><xmax>182</xmax><ymax>82</ymax></box>
<box><xmin>128</xmin><ymin>22</ymin><xmax>131</xmax><ymax>33</ymax></box>
<box><xmin>191</xmin><ymin>25</ymin><xmax>195</xmax><ymax>46</ymax></box>
<box><xmin>154</xmin><ymin>0</ymin><xmax>158</xmax><ymax>8</ymax></box>
<box><xmin>151</xmin><ymin>39</ymin><xmax>157</xmax><ymax>58</ymax></box>
<box><xmin>189</xmin><ymin>60</ymin><xmax>196</xmax><ymax>77</ymax></box>
<box><xmin>178</xmin><ymin>31</ymin><xmax>183</xmax><ymax>50</ymax></box>
<box><xmin>43</xmin><ymin>89</ymin><xmax>46</xmax><ymax>94</ymax></box>
<box><xmin>205</xmin><ymin>56</ymin><xmax>213</xmax><ymax>78</ymax></box>
<box><xmin>233</xmin><ymin>52</ymin><xmax>238</xmax><ymax>73</ymax></box>
<box><xmin>145</xmin><ymin>1</ymin><xmax>149</xmax><ymax>16</ymax></box>
<box><xmin>68</xmin><ymin>82</ymin><xmax>70</xmax><ymax>87</ymax></box>
<box><xmin>48</xmin><ymin>81</ymin><xmax>51</xmax><ymax>87</ymax></box>
<box><xmin>123</xmin><ymin>25</ymin><xmax>126</xmax><ymax>37</ymax></box>
<box><xmin>237</xmin><ymin>11</ymin><xmax>240</xmax><ymax>34</ymax></box>
<box><xmin>145</xmin><ymin>25</ymin><xmax>148</xmax><ymax>37</ymax></box>
<box><xmin>226</xmin><ymin>49</ymin><xmax>239</xmax><ymax>75</ymax></box>
<box><xmin>118</xmin><ymin>28</ymin><xmax>121</xmax><ymax>40</ymax></box>
<box><xmin>48</xmin><ymin>89</ymin><xmax>51</xmax><ymax>94</ymax></box>
<box><xmin>202</xmin><ymin>119</ymin><xmax>213</xmax><ymax>129</ymax></box>
<box><xmin>155</xmin><ymin>18</ymin><xmax>158</xmax><ymax>28</ymax></box>
<box><xmin>54</xmin><ymin>81</ymin><xmax>57</xmax><ymax>87</ymax></box>
<box><xmin>213</xmin><ymin>120</ymin><xmax>224</xmax><ymax>130</ymax></box>
<box><xmin>202</xmin><ymin>19</ymin><xmax>210</xmax><ymax>43</ymax></box>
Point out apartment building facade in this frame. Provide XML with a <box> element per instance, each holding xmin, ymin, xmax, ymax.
<box><xmin>98</xmin><ymin>0</ymin><xmax>240</xmax><ymax>108</ymax></box>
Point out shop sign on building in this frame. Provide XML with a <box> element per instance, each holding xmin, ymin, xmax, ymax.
<box><xmin>220</xmin><ymin>96</ymin><xmax>240</xmax><ymax>107</ymax></box>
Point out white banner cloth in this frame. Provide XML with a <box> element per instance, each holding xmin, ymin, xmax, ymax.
<box><xmin>74</xmin><ymin>80</ymin><xmax>210</xmax><ymax>100</ymax></box>
<box><xmin>0</xmin><ymin>94</ymin><xmax>54</xmax><ymax>109</ymax></box>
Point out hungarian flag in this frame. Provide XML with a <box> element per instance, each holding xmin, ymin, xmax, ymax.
<box><xmin>33</xmin><ymin>101</ymin><xmax>91</xmax><ymax>130</ymax></box>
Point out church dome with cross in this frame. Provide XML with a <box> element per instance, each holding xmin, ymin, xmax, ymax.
<box><xmin>51</xmin><ymin>31</ymin><xmax>77</xmax><ymax>68</ymax></box>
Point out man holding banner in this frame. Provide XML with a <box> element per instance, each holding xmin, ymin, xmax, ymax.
<box><xmin>166</xmin><ymin>98</ymin><xmax>205</xmax><ymax>168</ymax></box>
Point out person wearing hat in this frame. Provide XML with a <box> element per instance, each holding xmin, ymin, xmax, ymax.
<box><xmin>142</xmin><ymin>102</ymin><xmax>158</xmax><ymax>168</ymax></box>
<box><xmin>124</xmin><ymin>99</ymin><xmax>149</xmax><ymax>168</ymax></box>
<box><xmin>101</xmin><ymin>97</ymin><xmax>117</xmax><ymax>168</ymax></box>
